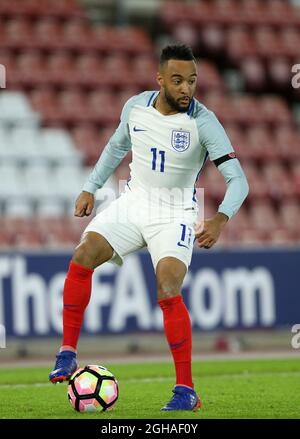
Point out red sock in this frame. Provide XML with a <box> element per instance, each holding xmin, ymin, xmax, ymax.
<box><xmin>62</xmin><ymin>261</ymin><xmax>94</xmax><ymax>350</ymax></box>
<box><xmin>158</xmin><ymin>295</ymin><xmax>193</xmax><ymax>389</ymax></box>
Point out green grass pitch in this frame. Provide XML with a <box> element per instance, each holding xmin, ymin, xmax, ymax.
<box><xmin>0</xmin><ymin>357</ymin><xmax>300</xmax><ymax>419</ymax></box>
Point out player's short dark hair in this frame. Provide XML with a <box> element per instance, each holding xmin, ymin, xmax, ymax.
<box><xmin>159</xmin><ymin>44</ymin><xmax>196</xmax><ymax>66</ymax></box>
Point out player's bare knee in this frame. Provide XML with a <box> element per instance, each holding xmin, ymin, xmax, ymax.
<box><xmin>73</xmin><ymin>232</ymin><xmax>113</xmax><ymax>269</ymax></box>
<box><xmin>157</xmin><ymin>276</ymin><xmax>182</xmax><ymax>300</ymax></box>
<box><xmin>156</xmin><ymin>259</ymin><xmax>186</xmax><ymax>300</ymax></box>
<box><xmin>72</xmin><ymin>241</ymin><xmax>96</xmax><ymax>269</ymax></box>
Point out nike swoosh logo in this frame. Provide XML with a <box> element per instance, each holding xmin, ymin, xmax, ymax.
<box><xmin>177</xmin><ymin>242</ymin><xmax>189</xmax><ymax>249</ymax></box>
<box><xmin>133</xmin><ymin>126</ymin><xmax>147</xmax><ymax>132</ymax></box>
<box><xmin>170</xmin><ymin>338</ymin><xmax>188</xmax><ymax>349</ymax></box>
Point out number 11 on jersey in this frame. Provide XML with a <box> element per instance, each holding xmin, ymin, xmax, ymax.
<box><xmin>151</xmin><ymin>147</ymin><xmax>165</xmax><ymax>172</ymax></box>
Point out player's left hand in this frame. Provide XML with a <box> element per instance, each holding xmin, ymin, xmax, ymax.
<box><xmin>194</xmin><ymin>212</ymin><xmax>228</xmax><ymax>249</ymax></box>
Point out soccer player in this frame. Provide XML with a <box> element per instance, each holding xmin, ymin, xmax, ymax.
<box><xmin>49</xmin><ymin>44</ymin><xmax>249</xmax><ymax>411</ymax></box>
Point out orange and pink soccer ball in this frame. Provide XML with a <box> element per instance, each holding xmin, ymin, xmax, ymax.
<box><xmin>67</xmin><ymin>365</ymin><xmax>118</xmax><ymax>412</ymax></box>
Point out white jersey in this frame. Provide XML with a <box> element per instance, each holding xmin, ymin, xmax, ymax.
<box><xmin>128</xmin><ymin>97</ymin><xmax>208</xmax><ymax>208</ymax></box>
<box><xmin>83</xmin><ymin>91</ymin><xmax>248</xmax><ymax>218</ymax></box>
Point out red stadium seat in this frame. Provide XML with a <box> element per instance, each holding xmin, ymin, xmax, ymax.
<box><xmin>91</xmin><ymin>26</ymin><xmax>117</xmax><ymax>53</ymax></box>
<box><xmin>14</xmin><ymin>52</ymin><xmax>47</xmax><ymax>87</ymax></box>
<box><xmin>279</xmin><ymin>200</ymin><xmax>300</xmax><ymax>237</ymax></box>
<box><xmin>88</xmin><ymin>89</ymin><xmax>116</xmax><ymax>107</ymax></box>
<box><xmin>35</xmin><ymin>216</ymin><xmax>78</xmax><ymax>248</ymax></box>
<box><xmin>266</xmin><ymin>0</ymin><xmax>292</xmax><ymax>27</ymax></box>
<box><xmin>248</xmin><ymin>175</ymin><xmax>269</xmax><ymax>202</ymax></box>
<box><xmin>36</xmin><ymin>217</ymin><xmax>66</xmax><ymax>236</ymax></box>
<box><xmin>201</xmin><ymin>92</ymin><xmax>235</xmax><ymax>124</ymax></box>
<box><xmin>0</xmin><ymin>219</ymin><xmax>15</xmax><ymax>247</ymax></box>
<box><xmin>240</xmin><ymin>57</ymin><xmax>266</xmax><ymax>92</ymax></box>
<box><xmin>92</xmin><ymin>26</ymin><xmax>152</xmax><ymax>55</ymax></box>
<box><xmin>45</xmin><ymin>0</ymin><xmax>85</xmax><ymax>19</ymax></box>
<box><xmin>4</xmin><ymin>218</ymin><xmax>43</xmax><ymax>248</ymax></box>
<box><xmin>246</xmin><ymin>126</ymin><xmax>279</xmax><ymax>162</ymax></box>
<box><xmin>87</xmin><ymin>89</ymin><xmax>119</xmax><ymax>125</ymax></box>
<box><xmin>226</xmin><ymin>27</ymin><xmax>256</xmax><ymax>65</ymax></box>
<box><xmin>240</xmin><ymin>229</ymin><xmax>270</xmax><ymax>245</ymax></box>
<box><xmin>259</xmin><ymin>96</ymin><xmax>292</xmax><ymax>126</ymax></box>
<box><xmin>263</xmin><ymin>161</ymin><xmax>296</xmax><ymax>201</ymax></box>
<box><xmin>231</xmin><ymin>95</ymin><xmax>262</xmax><ymax>127</ymax></box>
<box><xmin>268</xmin><ymin>58</ymin><xmax>292</xmax><ymax>91</ymax></box>
<box><xmin>160</xmin><ymin>1</ymin><xmax>200</xmax><ymax>30</ymax></box>
<box><xmin>14</xmin><ymin>230</ymin><xmax>44</xmax><ymax>248</ymax></box>
<box><xmin>197</xmin><ymin>61</ymin><xmax>225</xmax><ymax>93</ymax></box>
<box><xmin>74</xmin><ymin>54</ymin><xmax>103</xmax><ymax>88</ymax></box>
<box><xmin>0</xmin><ymin>18</ymin><xmax>5</xmax><ymax>40</ymax></box>
<box><xmin>57</xmin><ymin>88</ymin><xmax>88</xmax><ymax>125</ymax></box>
<box><xmin>290</xmin><ymin>2</ymin><xmax>300</xmax><ymax>27</ymax></box>
<box><xmin>72</xmin><ymin>124</ymin><xmax>102</xmax><ymax>165</ymax></box>
<box><xmin>212</xmin><ymin>0</ymin><xmax>242</xmax><ymax>27</ymax></box>
<box><xmin>0</xmin><ymin>0</ymin><xmax>13</xmax><ymax>15</ymax></box>
<box><xmin>100</xmin><ymin>126</ymin><xmax>116</xmax><ymax>146</ymax></box>
<box><xmin>9</xmin><ymin>0</ymin><xmax>48</xmax><ymax>18</ymax></box>
<box><xmin>0</xmin><ymin>0</ymin><xmax>84</xmax><ymax>19</ymax></box>
<box><xmin>4</xmin><ymin>218</ymin><xmax>30</xmax><ymax>235</ymax></box>
<box><xmin>0</xmin><ymin>231</ymin><xmax>14</xmax><ymax>248</ymax></box>
<box><xmin>241</xmin><ymin>161</ymin><xmax>269</xmax><ymax>201</ymax></box>
<box><xmin>62</xmin><ymin>19</ymin><xmax>92</xmax><ymax>51</ymax></box>
<box><xmin>253</xmin><ymin>26</ymin><xmax>284</xmax><ymax>60</ymax></box>
<box><xmin>31</xmin><ymin>87</ymin><xmax>87</xmax><ymax>126</ymax></box>
<box><xmin>227</xmin><ymin>205</ymin><xmax>250</xmax><ymax>232</ymax></box>
<box><xmin>200</xmin><ymin>25</ymin><xmax>226</xmax><ymax>56</ymax></box>
<box><xmin>172</xmin><ymin>23</ymin><xmax>199</xmax><ymax>50</ymax></box>
<box><xmin>67</xmin><ymin>216</ymin><xmax>92</xmax><ymax>242</ymax></box>
<box><xmin>187</xmin><ymin>1</ymin><xmax>216</xmax><ymax>27</ymax></box>
<box><xmin>131</xmin><ymin>56</ymin><xmax>158</xmax><ymax>89</ymax></box>
<box><xmin>224</xmin><ymin>125</ymin><xmax>251</xmax><ymax>161</ymax></box>
<box><xmin>101</xmin><ymin>55</ymin><xmax>134</xmax><ymax>89</ymax></box>
<box><xmin>117</xmin><ymin>88</ymin><xmax>143</xmax><ymax>110</ymax></box>
<box><xmin>30</xmin><ymin>88</ymin><xmax>60</xmax><ymax>123</ymax></box>
<box><xmin>291</xmin><ymin>161</ymin><xmax>300</xmax><ymax>198</ymax></box>
<box><xmin>274</xmin><ymin>126</ymin><xmax>300</xmax><ymax>161</ymax></box>
<box><xmin>46</xmin><ymin>52</ymin><xmax>76</xmax><ymax>87</ymax></box>
<box><xmin>199</xmin><ymin>165</ymin><xmax>226</xmax><ymax>202</ymax></box>
<box><xmin>269</xmin><ymin>228</ymin><xmax>295</xmax><ymax>245</ymax></box>
<box><xmin>240</xmin><ymin>0</ymin><xmax>269</xmax><ymax>27</ymax></box>
<box><xmin>44</xmin><ymin>228</ymin><xmax>77</xmax><ymax>248</ymax></box>
<box><xmin>113</xmin><ymin>27</ymin><xmax>153</xmax><ymax>55</ymax></box>
<box><xmin>242</xmin><ymin>161</ymin><xmax>260</xmax><ymax>180</ymax></box>
<box><xmin>2</xmin><ymin>18</ymin><xmax>34</xmax><ymax>50</ymax></box>
<box><xmin>249</xmin><ymin>201</ymin><xmax>279</xmax><ymax>235</ymax></box>
<box><xmin>280</xmin><ymin>27</ymin><xmax>300</xmax><ymax>59</ymax></box>
<box><xmin>33</xmin><ymin>18</ymin><xmax>64</xmax><ymax>50</ymax></box>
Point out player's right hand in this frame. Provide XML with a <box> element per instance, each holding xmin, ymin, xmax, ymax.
<box><xmin>74</xmin><ymin>191</ymin><xmax>94</xmax><ymax>217</ymax></box>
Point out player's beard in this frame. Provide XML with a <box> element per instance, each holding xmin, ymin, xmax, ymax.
<box><xmin>164</xmin><ymin>88</ymin><xmax>191</xmax><ymax>113</ymax></box>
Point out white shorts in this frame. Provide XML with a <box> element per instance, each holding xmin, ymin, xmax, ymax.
<box><xmin>83</xmin><ymin>186</ymin><xmax>198</xmax><ymax>271</ymax></box>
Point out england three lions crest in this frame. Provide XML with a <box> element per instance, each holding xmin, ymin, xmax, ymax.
<box><xmin>171</xmin><ymin>130</ymin><xmax>190</xmax><ymax>152</ymax></box>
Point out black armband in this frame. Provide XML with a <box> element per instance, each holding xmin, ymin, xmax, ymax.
<box><xmin>213</xmin><ymin>152</ymin><xmax>237</xmax><ymax>167</ymax></box>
